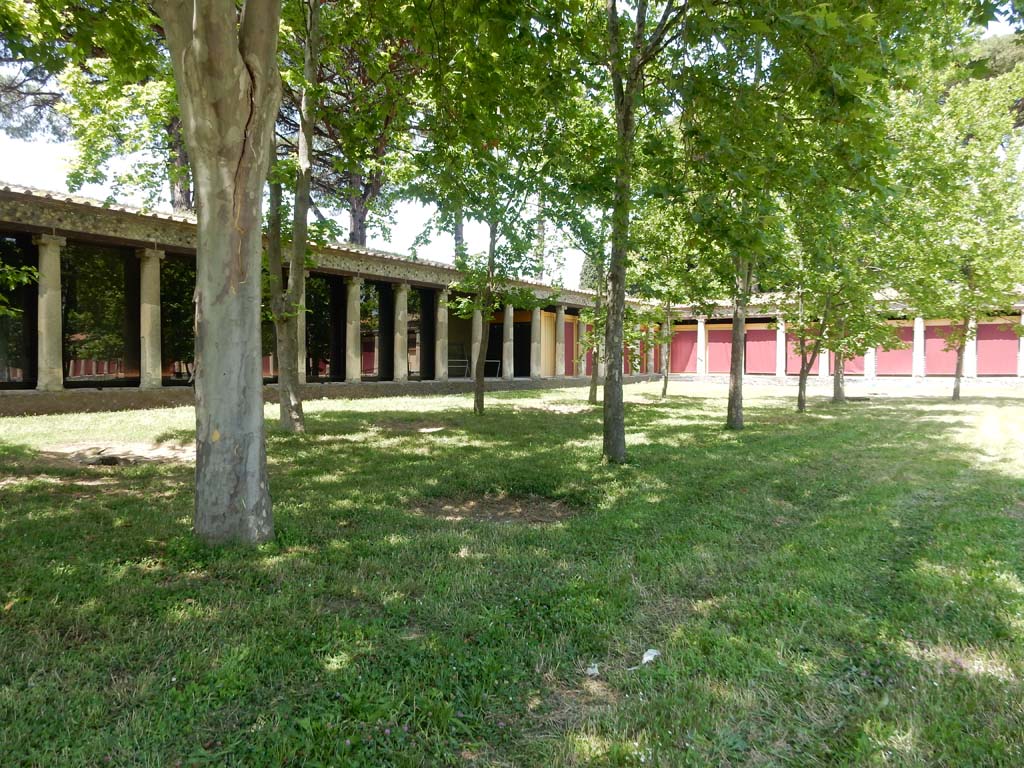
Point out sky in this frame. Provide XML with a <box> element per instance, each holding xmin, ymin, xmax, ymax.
<box><xmin>0</xmin><ymin>134</ymin><xmax>587</xmax><ymax>290</ymax></box>
<box><xmin>0</xmin><ymin>17</ymin><xmax>1015</xmax><ymax>291</ymax></box>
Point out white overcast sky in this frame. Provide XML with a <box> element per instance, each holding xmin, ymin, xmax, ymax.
<box><xmin>0</xmin><ymin>18</ymin><xmax>1015</xmax><ymax>289</ymax></box>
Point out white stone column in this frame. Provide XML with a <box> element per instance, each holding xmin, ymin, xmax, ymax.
<box><xmin>394</xmin><ymin>283</ymin><xmax>409</xmax><ymax>382</ymax></box>
<box><xmin>436</xmin><ymin>289</ymin><xmax>449</xmax><ymax>382</ymax></box>
<box><xmin>33</xmin><ymin>234</ymin><xmax>65</xmax><ymax>391</ymax></box>
<box><xmin>865</xmin><ymin>347</ymin><xmax>877</xmax><ymax>379</ymax></box>
<box><xmin>696</xmin><ymin>317</ymin><xmax>707</xmax><ymax>376</ymax></box>
<box><xmin>502</xmin><ymin>303</ymin><xmax>514</xmax><ymax>381</ymax></box>
<box><xmin>965</xmin><ymin>319</ymin><xmax>978</xmax><ymax>378</ymax></box>
<box><xmin>555</xmin><ymin>305</ymin><xmax>566</xmax><ymax>378</ymax></box>
<box><xmin>296</xmin><ymin>270</ymin><xmax>307</xmax><ymax>384</ymax></box>
<box><xmin>470</xmin><ymin>308</ymin><xmax>482</xmax><ymax>375</ymax></box>
<box><xmin>137</xmin><ymin>248</ymin><xmax>164</xmax><ymax>389</ymax></box>
<box><xmin>345</xmin><ymin>276</ymin><xmax>363</xmax><ymax>383</ymax></box>
<box><xmin>912</xmin><ymin>317</ymin><xmax>926</xmax><ymax>377</ymax></box>
<box><xmin>775</xmin><ymin>318</ymin><xmax>786</xmax><ymax>377</ymax></box>
<box><xmin>530</xmin><ymin>307</ymin><xmax>542</xmax><ymax>378</ymax></box>
<box><xmin>818</xmin><ymin>344</ymin><xmax>830</xmax><ymax>379</ymax></box>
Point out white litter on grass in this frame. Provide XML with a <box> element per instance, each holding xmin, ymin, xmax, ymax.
<box><xmin>642</xmin><ymin>649</ymin><xmax>660</xmax><ymax>664</ymax></box>
<box><xmin>628</xmin><ymin>649</ymin><xmax>661</xmax><ymax>671</ymax></box>
<box><xmin>585</xmin><ymin>663</ymin><xmax>600</xmax><ymax>678</ymax></box>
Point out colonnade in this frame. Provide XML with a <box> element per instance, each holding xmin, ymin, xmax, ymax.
<box><xmin>25</xmin><ymin>235</ymin><xmax>585</xmax><ymax>391</ymax></box>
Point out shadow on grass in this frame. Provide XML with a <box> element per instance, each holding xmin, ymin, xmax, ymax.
<box><xmin>1</xmin><ymin>393</ymin><xmax>1023</xmax><ymax>765</ymax></box>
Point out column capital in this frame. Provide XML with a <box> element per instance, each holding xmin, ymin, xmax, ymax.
<box><xmin>33</xmin><ymin>233</ymin><xmax>66</xmax><ymax>248</ymax></box>
<box><xmin>395</xmin><ymin>281</ymin><xmax>410</xmax><ymax>293</ymax></box>
<box><xmin>347</xmin><ymin>275</ymin><xmax>364</xmax><ymax>287</ymax></box>
<box><xmin>135</xmin><ymin>247</ymin><xmax>165</xmax><ymax>261</ymax></box>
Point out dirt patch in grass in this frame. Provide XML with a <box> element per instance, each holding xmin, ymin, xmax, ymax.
<box><xmin>534</xmin><ymin>673</ymin><xmax>622</xmax><ymax>735</ymax></box>
<box><xmin>377</xmin><ymin>418</ymin><xmax>450</xmax><ymax>434</ymax></box>
<box><xmin>45</xmin><ymin>441</ymin><xmax>196</xmax><ymax>466</ymax></box>
<box><xmin>411</xmin><ymin>492</ymin><xmax>578</xmax><ymax>524</ymax></box>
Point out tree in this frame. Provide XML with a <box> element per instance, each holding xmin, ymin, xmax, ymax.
<box><xmin>546</xmin><ymin>91</ymin><xmax>616</xmax><ymax>406</ymax></box>
<box><xmin>776</xmin><ymin>187</ymin><xmax>897</xmax><ymax>411</ymax></box>
<box><xmin>155</xmin><ymin>0</ymin><xmax>283</xmax><ymax>544</ymax></box>
<box><xmin>0</xmin><ymin>4</ymin><xmax>193</xmax><ymax>211</ymax></box>
<box><xmin>600</xmin><ymin>0</ymin><xmax>687</xmax><ymax>462</ymax></box>
<box><xmin>412</xmin><ymin>0</ymin><xmax>569</xmax><ymax>414</ymax></box>
<box><xmin>630</xmin><ymin>194</ymin><xmax>722</xmax><ymax>398</ymax></box>
<box><xmin>888</xmin><ymin>61</ymin><xmax>1024</xmax><ymax>400</ymax></box>
<box><xmin>277</xmin><ymin>0</ymin><xmax>424</xmax><ymax>246</ymax></box>
<box><xmin>264</xmin><ymin>0</ymin><xmax>322</xmax><ymax>434</ymax></box>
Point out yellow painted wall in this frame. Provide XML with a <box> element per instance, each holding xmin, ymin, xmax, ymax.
<box><xmin>541</xmin><ymin>311</ymin><xmax>556</xmax><ymax>377</ymax></box>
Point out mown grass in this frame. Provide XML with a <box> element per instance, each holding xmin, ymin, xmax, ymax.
<box><xmin>1</xmin><ymin>383</ymin><xmax>1023</xmax><ymax>767</ymax></box>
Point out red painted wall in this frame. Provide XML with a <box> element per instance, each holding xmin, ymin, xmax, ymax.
<box><xmin>361</xmin><ymin>337</ymin><xmax>376</xmax><ymax>374</ymax></box>
<box><xmin>671</xmin><ymin>330</ymin><xmax>697</xmax><ymax>373</ymax></box>
<box><xmin>653</xmin><ymin>342</ymin><xmax>662</xmax><ymax>373</ymax></box>
<box><xmin>876</xmin><ymin>326</ymin><xmax>913</xmax><ymax>375</ymax></box>
<box><xmin>786</xmin><ymin>334</ymin><xmax>820</xmax><ymax>375</ymax></box>
<box><xmin>565</xmin><ymin>321</ymin><xmax>576</xmax><ymax>375</ymax></box>
<box><xmin>745</xmin><ymin>329</ymin><xmax>776</xmax><ymax>374</ymax></box>
<box><xmin>707</xmin><ymin>329</ymin><xmax>732</xmax><ymax>374</ymax></box>
<box><xmin>829</xmin><ymin>352</ymin><xmax>865</xmax><ymax>375</ymax></box>
<box><xmin>977</xmin><ymin>322</ymin><xmax>1019</xmax><ymax>376</ymax></box>
<box><xmin>925</xmin><ymin>325</ymin><xmax>958</xmax><ymax>376</ymax></box>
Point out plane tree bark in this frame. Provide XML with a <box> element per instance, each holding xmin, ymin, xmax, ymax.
<box><xmin>155</xmin><ymin>0</ymin><xmax>283</xmax><ymax>545</ymax></box>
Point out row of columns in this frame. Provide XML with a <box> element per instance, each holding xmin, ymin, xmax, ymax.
<box><xmin>684</xmin><ymin>315</ymin><xmax>1024</xmax><ymax>378</ymax></box>
<box><xmin>34</xmin><ymin>235</ymin><xmax>165</xmax><ymax>391</ymax></box>
<box><xmin>337</xmin><ymin>282</ymin><xmax>575</xmax><ymax>383</ymax></box>
<box><xmin>30</xmin><ymin>233</ymin><xmax>586</xmax><ymax>392</ymax></box>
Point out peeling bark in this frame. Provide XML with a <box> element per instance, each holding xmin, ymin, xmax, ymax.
<box><xmin>726</xmin><ymin>258</ymin><xmax>751</xmax><ymax>430</ymax></box>
<box><xmin>267</xmin><ymin>181</ymin><xmax>304</xmax><ymax>433</ymax></box>
<box><xmin>661</xmin><ymin>302</ymin><xmax>670</xmax><ymax>398</ymax></box>
<box><xmin>726</xmin><ymin>295</ymin><xmax>747</xmax><ymax>429</ymax></box>
<box><xmin>952</xmin><ymin>318</ymin><xmax>969</xmax><ymax>402</ymax></box>
<box><xmin>588</xmin><ymin>256</ymin><xmax>605</xmax><ymax>406</ymax></box>
<box><xmin>156</xmin><ymin>0</ymin><xmax>282</xmax><ymax>545</ymax></box>
<box><xmin>473</xmin><ymin>222</ymin><xmax>498</xmax><ymax>416</ymax></box>
<box><xmin>832</xmin><ymin>354</ymin><xmax>845</xmax><ymax>404</ymax></box>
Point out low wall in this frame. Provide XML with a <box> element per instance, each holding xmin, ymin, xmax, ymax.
<box><xmin>0</xmin><ymin>375</ymin><xmax>657</xmax><ymax>417</ymax></box>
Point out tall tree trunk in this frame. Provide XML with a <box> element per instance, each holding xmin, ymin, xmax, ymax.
<box><xmin>726</xmin><ymin>296</ymin><xmax>747</xmax><ymax>429</ymax></box>
<box><xmin>473</xmin><ymin>223</ymin><xmax>498</xmax><ymax>415</ymax></box>
<box><xmin>952</xmin><ymin>317</ymin><xmax>969</xmax><ymax>402</ymax></box>
<box><xmin>661</xmin><ymin>302</ymin><xmax>671</xmax><ymax>398</ymax></box>
<box><xmin>454</xmin><ymin>210</ymin><xmax>465</xmax><ymax>256</ymax></box>
<box><xmin>349</xmin><ymin>190</ymin><xmax>369</xmax><ymax>246</ymax></box>
<box><xmin>267</xmin><ymin>181</ymin><xmax>304</xmax><ymax>433</ymax></box>
<box><xmin>603</xmin><ymin>1</ymin><xmax>637</xmax><ymax>464</ymax></box>
<box><xmin>797</xmin><ymin>367</ymin><xmax>809</xmax><ymax>412</ymax></box>
<box><xmin>157</xmin><ymin>0</ymin><xmax>282</xmax><ymax>545</ymax></box>
<box><xmin>166</xmin><ymin>117</ymin><xmax>194</xmax><ymax>214</ymax></box>
<box><xmin>473</xmin><ymin>311</ymin><xmax>491</xmax><ymax>415</ymax></box>
<box><xmin>832</xmin><ymin>353</ymin><xmax>845</xmax><ymax>404</ymax></box>
<box><xmin>265</xmin><ymin>0</ymin><xmax>318</xmax><ymax>435</ymax></box>
<box><xmin>726</xmin><ymin>258</ymin><xmax>751</xmax><ymax>430</ymax></box>
<box><xmin>588</xmin><ymin>257</ymin><xmax>605</xmax><ymax>405</ymax></box>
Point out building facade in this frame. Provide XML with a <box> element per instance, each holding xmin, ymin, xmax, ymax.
<box><xmin>1</xmin><ymin>184</ymin><xmax>1021</xmax><ymax>397</ymax></box>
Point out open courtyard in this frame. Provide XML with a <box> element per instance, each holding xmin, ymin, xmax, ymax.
<box><xmin>2</xmin><ymin>383</ymin><xmax>1023</xmax><ymax>766</ymax></box>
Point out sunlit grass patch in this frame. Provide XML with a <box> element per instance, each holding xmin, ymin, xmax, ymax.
<box><xmin>1</xmin><ymin>382</ymin><xmax>1023</xmax><ymax>765</ymax></box>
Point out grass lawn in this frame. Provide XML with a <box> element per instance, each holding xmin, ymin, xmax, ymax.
<box><xmin>2</xmin><ymin>382</ymin><xmax>1023</xmax><ymax>767</ymax></box>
